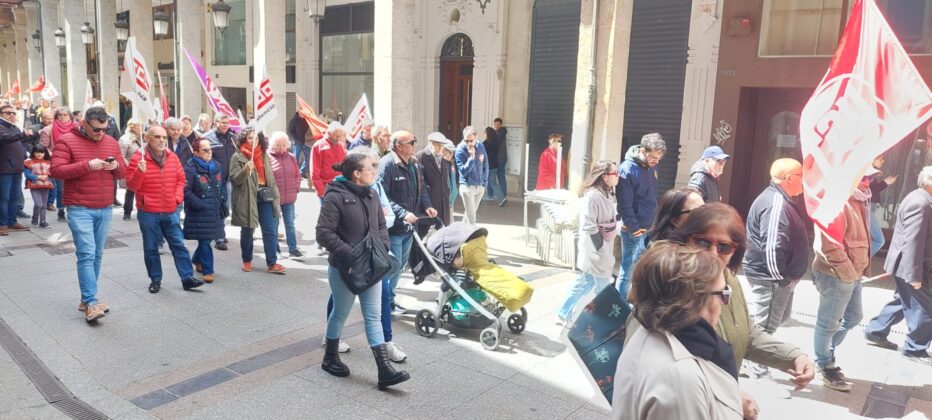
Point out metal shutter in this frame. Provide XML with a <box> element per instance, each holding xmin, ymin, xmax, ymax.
<box><xmin>286</xmin><ymin>92</ymin><xmax>296</xmax><ymax>121</ymax></box>
<box><xmin>526</xmin><ymin>0</ymin><xmax>581</xmax><ymax>189</ymax></box>
<box><xmin>620</xmin><ymin>0</ymin><xmax>691</xmax><ymax>195</ymax></box>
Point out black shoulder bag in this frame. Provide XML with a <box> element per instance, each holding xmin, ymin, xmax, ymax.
<box><xmin>338</xmin><ymin>196</ymin><xmax>398</xmax><ymax>294</ymax></box>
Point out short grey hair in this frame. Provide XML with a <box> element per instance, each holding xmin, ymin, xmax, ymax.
<box><xmin>918</xmin><ymin>166</ymin><xmax>932</xmax><ymax>188</ymax></box>
<box><xmin>462</xmin><ymin>126</ymin><xmax>478</xmax><ymax>139</ymax></box>
<box><xmin>640</xmin><ymin>132</ymin><xmax>666</xmax><ymax>153</ymax></box>
<box><xmin>370</xmin><ymin>124</ymin><xmax>387</xmax><ymax>139</ymax></box>
<box><xmin>347</xmin><ymin>146</ymin><xmax>380</xmax><ymax>161</ymax></box>
<box><xmin>163</xmin><ymin>117</ymin><xmax>183</xmax><ymax>129</ymax></box>
<box><xmin>327</xmin><ymin>121</ymin><xmax>345</xmax><ymax>134</ymax></box>
<box><xmin>269</xmin><ymin>131</ymin><xmax>290</xmax><ymax>146</ymax></box>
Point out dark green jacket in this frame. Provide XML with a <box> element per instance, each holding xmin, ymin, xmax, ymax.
<box><xmin>229</xmin><ymin>151</ymin><xmax>280</xmax><ymax>228</ymax></box>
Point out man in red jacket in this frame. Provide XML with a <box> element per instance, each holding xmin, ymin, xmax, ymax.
<box><xmin>49</xmin><ymin>106</ymin><xmax>127</xmax><ymax>322</ymax></box>
<box><xmin>126</xmin><ymin>125</ymin><xmax>203</xmax><ymax>294</ymax></box>
<box><xmin>311</xmin><ymin>122</ymin><xmax>347</xmax><ymax>198</ymax></box>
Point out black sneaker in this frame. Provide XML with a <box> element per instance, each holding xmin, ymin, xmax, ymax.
<box><xmin>289</xmin><ymin>249</ymin><xmax>304</xmax><ymax>259</ymax></box>
<box><xmin>820</xmin><ymin>367</ymin><xmax>852</xmax><ymax>392</ymax></box>
<box><xmin>57</xmin><ymin>211</ymin><xmax>66</xmax><ymax>222</ymax></box>
<box><xmin>31</xmin><ymin>217</ymin><xmax>38</xmax><ymax>226</ymax></box>
<box><xmin>148</xmin><ymin>280</ymin><xmax>161</xmax><ymax>294</ymax></box>
<box><xmin>864</xmin><ymin>331</ymin><xmax>898</xmax><ymax>350</ymax></box>
<box><xmin>215</xmin><ymin>239</ymin><xmax>228</xmax><ymax>250</ymax></box>
<box><xmin>902</xmin><ymin>351</ymin><xmax>932</xmax><ymax>367</ymax></box>
<box><xmin>182</xmin><ymin>278</ymin><xmax>205</xmax><ymax>291</ymax></box>
<box><xmin>39</xmin><ymin>222</ymin><xmax>49</xmax><ymax>229</ymax></box>
<box><xmin>123</xmin><ymin>213</ymin><xmax>132</xmax><ymax>221</ymax></box>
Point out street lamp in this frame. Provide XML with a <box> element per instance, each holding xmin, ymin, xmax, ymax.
<box><xmin>153</xmin><ymin>9</ymin><xmax>170</xmax><ymax>38</ymax></box>
<box><xmin>80</xmin><ymin>22</ymin><xmax>95</xmax><ymax>45</ymax></box>
<box><xmin>210</xmin><ymin>0</ymin><xmax>231</xmax><ymax>34</ymax></box>
<box><xmin>114</xmin><ymin>19</ymin><xmax>129</xmax><ymax>42</ymax></box>
<box><xmin>53</xmin><ymin>27</ymin><xmax>65</xmax><ymax>49</ymax></box>
<box><xmin>31</xmin><ymin>30</ymin><xmax>41</xmax><ymax>53</ymax></box>
<box><xmin>308</xmin><ymin>0</ymin><xmax>325</xmax><ymax>24</ymax></box>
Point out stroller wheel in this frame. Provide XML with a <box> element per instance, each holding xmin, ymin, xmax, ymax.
<box><xmin>480</xmin><ymin>327</ymin><xmax>499</xmax><ymax>351</ymax></box>
<box><xmin>507</xmin><ymin>313</ymin><xmax>526</xmax><ymax>334</ymax></box>
<box><xmin>415</xmin><ymin>309</ymin><xmax>440</xmax><ymax>337</ymax></box>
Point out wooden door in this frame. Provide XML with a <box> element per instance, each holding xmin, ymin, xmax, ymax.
<box><xmin>439</xmin><ymin>59</ymin><xmax>473</xmax><ymax>143</ymax></box>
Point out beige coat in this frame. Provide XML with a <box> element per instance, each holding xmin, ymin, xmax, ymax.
<box><xmin>612</xmin><ymin>326</ymin><xmax>742</xmax><ymax>420</ymax></box>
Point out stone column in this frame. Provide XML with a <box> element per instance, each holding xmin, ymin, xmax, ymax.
<box><xmin>176</xmin><ymin>0</ymin><xmax>203</xmax><ymax>117</ymax></box>
<box><xmin>0</xmin><ymin>32</ymin><xmax>11</xmax><ymax>89</ymax></box>
<box><xmin>39</xmin><ymin>0</ymin><xmax>63</xmax><ymax>98</ymax></box>
<box><xmin>674</xmin><ymin>0</ymin><xmax>724</xmax><ymax>187</ymax></box>
<box><xmin>62</xmin><ymin>0</ymin><xmax>87</xmax><ymax>109</ymax></box>
<box><xmin>251</xmin><ymin>0</ymin><xmax>286</xmax><ymax>132</ymax></box>
<box><xmin>294</xmin><ymin>5</ymin><xmax>320</xmax><ymax>109</ymax></box>
<box><xmin>129</xmin><ymin>0</ymin><xmax>154</xmax><ymax>68</ymax></box>
<box><xmin>23</xmin><ymin>2</ymin><xmax>44</xmax><ymax>97</ymax></box>
<box><xmin>13</xmin><ymin>7</ymin><xmax>30</xmax><ymax>100</ymax></box>
<box><xmin>374</xmin><ymin>0</ymin><xmax>417</xmax><ymax>131</ymax></box>
<box><xmin>95</xmin><ymin>0</ymin><xmax>118</xmax><ymax>113</ymax></box>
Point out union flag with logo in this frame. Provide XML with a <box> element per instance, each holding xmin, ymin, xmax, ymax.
<box><xmin>252</xmin><ymin>67</ymin><xmax>279</xmax><ymax>134</ymax></box>
<box><xmin>800</xmin><ymin>0</ymin><xmax>932</xmax><ymax>244</ymax></box>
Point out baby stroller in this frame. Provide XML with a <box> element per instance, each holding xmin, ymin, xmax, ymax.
<box><xmin>411</xmin><ymin>222</ymin><xmax>533</xmax><ymax>350</ymax></box>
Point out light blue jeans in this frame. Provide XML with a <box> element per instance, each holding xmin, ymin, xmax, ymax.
<box><xmin>812</xmin><ymin>270</ymin><xmax>863</xmax><ymax>368</ymax></box>
<box><xmin>386</xmin><ymin>232</ymin><xmax>413</xmax><ymax>307</ymax></box>
<box><xmin>868</xmin><ymin>203</ymin><xmax>885</xmax><ymax>258</ymax></box>
<box><xmin>556</xmin><ymin>272</ymin><xmax>611</xmax><ymax>321</ymax></box>
<box><xmin>616</xmin><ymin>230</ymin><xmax>645</xmax><ymax>299</ymax></box>
<box><xmin>67</xmin><ymin>206</ymin><xmax>113</xmax><ymax>306</ymax></box>
<box><xmin>280</xmin><ymin>202</ymin><xmax>297</xmax><ymax>253</ymax></box>
<box><xmin>326</xmin><ymin>266</ymin><xmax>385</xmax><ymax>347</ymax></box>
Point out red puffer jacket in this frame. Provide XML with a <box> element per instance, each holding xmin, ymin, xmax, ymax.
<box><xmin>50</xmin><ymin>127</ymin><xmax>127</xmax><ymax>208</ymax></box>
<box><xmin>125</xmin><ymin>150</ymin><xmax>186</xmax><ymax>213</ymax></box>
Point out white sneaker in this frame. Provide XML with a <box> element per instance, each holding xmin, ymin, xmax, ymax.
<box><xmin>320</xmin><ymin>336</ymin><xmax>350</xmax><ymax>353</ymax></box>
<box><xmin>385</xmin><ymin>341</ymin><xmax>407</xmax><ymax>363</ymax></box>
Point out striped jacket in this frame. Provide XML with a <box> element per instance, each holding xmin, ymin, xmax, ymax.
<box><xmin>742</xmin><ymin>183</ymin><xmax>810</xmax><ymax>283</ymax></box>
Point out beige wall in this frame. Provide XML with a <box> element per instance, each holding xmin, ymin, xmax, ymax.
<box><xmin>500</xmin><ymin>0</ymin><xmax>533</xmax><ymax>192</ymax></box>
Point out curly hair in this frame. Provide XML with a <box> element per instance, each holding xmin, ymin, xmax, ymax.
<box><xmin>235</xmin><ymin>127</ymin><xmax>267</xmax><ymax>152</ymax></box>
<box><xmin>630</xmin><ymin>241</ymin><xmax>723</xmax><ymax>333</ymax></box>
<box><xmin>667</xmin><ymin>202</ymin><xmax>747</xmax><ymax>272</ymax></box>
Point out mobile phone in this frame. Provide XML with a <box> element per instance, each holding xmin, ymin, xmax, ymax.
<box><xmin>105</xmin><ymin>156</ymin><xmax>116</xmax><ymax>163</ymax></box>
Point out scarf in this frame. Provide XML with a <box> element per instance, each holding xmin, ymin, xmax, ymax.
<box><xmin>147</xmin><ymin>145</ymin><xmax>166</xmax><ymax>168</ymax></box>
<box><xmin>240</xmin><ymin>143</ymin><xmax>266</xmax><ymax>185</ymax></box>
<box><xmin>52</xmin><ymin>119</ymin><xmax>74</xmax><ymax>145</ymax></box>
<box><xmin>193</xmin><ymin>156</ymin><xmax>215</xmax><ymax>173</ymax></box>
<box><xmin>673</xmin><ymin>319</ymin><xmax>738</xmax><ymax>380</ymax></box>
<box><xmin>851</xmin><ymin>185</ymin><xmax>872</xmax><ymax>202</ymax></box>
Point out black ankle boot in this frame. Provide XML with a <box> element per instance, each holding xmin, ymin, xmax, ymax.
<box><xmin>372</xmin><ymin>343</ymin><xmax>410</xmax><ymax>390</ymax></box>
<box><xmin>322</xmin><ymin>338</ymin><xmax>350</xmax><ymax>377</ymax></box>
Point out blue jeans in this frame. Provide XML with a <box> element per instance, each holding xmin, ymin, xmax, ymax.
<box><xmin>866</xmin><ymin>276</ymin><xmax>932</xmax><ymax>355</ymax></box>
<box><xmin>616</xmin><ymin>230</ymin><xmax>645</xmax><ymax>298</ymax></box>
<box><xmin>293</xmin><ymin>143</ymin><xmax>312</xmax><ymax>175</ymax></box>
<box><xmin>137</xmin><ymin>211</ymin><xmax>194</xmax><ymax>282</ymax></box>
<box><xmin>868</xmin><ymin>203</ymin><xmax>885</xmax><ymax>258</ymax></box>
<box><xmin>49</xmin><ymin>179</ymin><xmax>62</xmax><ymax>206</ymax></box>
<box><xmin>556</xmin><ymin>272</ymin><xmax>611</xmax><ymax>321</ymax></box>
<box><xmin>326</xmin><ymin>267</ymin><xmax>385</xmax><ymax>347</ymax></box>
<box><xmin>0</xmin><ymin>173</ymin><xmax>21</xmax><ymax>226</ymax></box>
<box><xmin>240</xmin><ymin>200</ymin><xmax>279</xmax><ymax>266</ymax></box>
<box><xmin>66</xmin><ymin>206</ymin><xmax>113</xmax><ymax>305</ymax></box>
<box><xmin>485</xmin><ymin>166</ymin><xmax>507</xmax><ymax>200</ymax></box>
<box><xmin>192</xmin><ymin>240</ymin><xmax>214</xmax><ymax>275</ymax></box>
<box><xmin>280</xmin><ymin>202</ymin><xmax>297</xmax><ymax>253</ymax></box>
<box><xmin>386</xmin><ymin>233</ymin><xmax>413</xmax><ymax>304</ymax></box>
<box><xmin>812</xmin><ymin>270</ymin><xmax>863</xmax><ymax>368</ymax></box>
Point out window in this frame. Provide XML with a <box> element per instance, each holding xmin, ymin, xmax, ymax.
<box><xmin>759</xmin><ymin>0</ymin><xmax>846</xmax><ymax>56</ymax></box>
<box><xmin>320</xmin><ymin>3</ymin><xmax>374</xmax><ymax>123</ymax></box>
<box><xmin>213</xmin><ymin>0</ymin><xmax>246</xmax><ymax>65</ymax></box>
<box><xmin>286</xmin><ymin>0</ymin><xmax>296</xmax><ymax>64</ymax></box>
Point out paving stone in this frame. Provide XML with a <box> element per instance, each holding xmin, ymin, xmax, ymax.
<box><xmin>449</xmin><ymin>380</ymin><xmax>580</xmax><ymax>420</ymax></box>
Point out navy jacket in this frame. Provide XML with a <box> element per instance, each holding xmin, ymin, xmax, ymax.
<box><xmin>454</xmin><ymin>142</ymin><xmax>489</xmax><ymax>187</ymax></box>
<box><xmin>182</xmin><ymin>158</ymin><xmax>226</xmax><ymax>240</ymax></box>
<box><xmin>0</xmin><ymin>119</ymin><xmax>35</xmax><ymax>174</ymax></box>
<box><xmin>379</xmin><ymin>152</ymin><xmax>433</xmax><ymax>235</ymax></box>
<box><xmin>203</xmin><ymin>128</ymin><xmax>237</xmax><ymax>180</ymax></box>
<box><xmin>742</xmin><ymin>183</ymin><xmax>810</xmax><ymax>282</ymax></box>
<box><xmin>615</xmin><ymin>145</ymin><xmax>657</xmax><ymax>232</ymax></box>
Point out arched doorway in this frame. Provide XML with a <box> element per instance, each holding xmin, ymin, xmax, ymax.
<box><xmin>439</xmin><ymin>33</ymin><xmax>474</xmax><ymax>143</ymax></box>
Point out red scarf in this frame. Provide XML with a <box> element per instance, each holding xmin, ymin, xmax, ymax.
<box><xmin>240</xmin><ymin>143</ymin><xmax>266</xmax><ymax>185</ymax></box>
<box><xmin>52</xmin><ymin>119</ymin><xmax>74</xmax><ymax>145</ymax></box>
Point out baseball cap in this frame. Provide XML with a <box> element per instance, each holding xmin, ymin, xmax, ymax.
<box><xmin>701</xmin><ymin>145</ymin><xmax>730</xmax><ymax>161</ymax></box>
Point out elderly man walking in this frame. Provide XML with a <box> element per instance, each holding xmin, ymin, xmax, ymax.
<box><xmin>688</xmin><ymin>145</ymin><xmax>730</xmax><ymax>203</ymax></box>
<box><xmin>417</xmin><ymin>132</ymin><xmax>454</xmax><ymax>226</ymax></box>
<box><xmin>50</xmin><ymin>106</ymin><xmax>127</xmax><ymax>322</ymax></box>
<box><xmin>126</xmin><ymin>126</ymin><xmax>204</xmax><ymax>294</ymax></box>
<box><xmin>454</xmin><ymin>126</ymin><xmax>488</xmax><ymax>225</ymax></box>
<box><xmin>863</xmin><ymin>166</ymin><xmax>932</xmax><ymax>366</ymax></box>
<box><xmin>742</xmin><ymin>158</ymin><xmax>811</xmax><ymax>378</ymax></box>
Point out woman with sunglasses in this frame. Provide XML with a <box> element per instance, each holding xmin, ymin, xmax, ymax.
<box><xmin>613</xmin><ymin>242</ymin><xmax>741</xmax><ymax>419</ymax></box>
<box><xmin>182</xmin><ymin>138</ymin><xmax>226</xmax><ymax>284</ymax></box>
<box><xmin>555</xmin><ymin>160</ymin><xmax>619</xmax><ymax>324</ymax></box>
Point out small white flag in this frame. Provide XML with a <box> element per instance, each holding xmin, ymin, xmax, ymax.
<box><xmin>344</xmin><ymin>93</ymin><xmax>373</xmax><ymax>140</ymax></box>
<box><xmin>252</xmin><ymin>67</ymin><xmax>279</xmax><ymax>134</ymax></box>
<box><xmin>40</xmin><ymin>82</ymin><xmax>59</xmax><ymax>101</ymax></box>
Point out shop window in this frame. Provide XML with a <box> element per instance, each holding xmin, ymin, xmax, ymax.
<box><xmin>213</xmin><ymin>0</ymin><xmax>247</xmax><ymax>65</ymax></box>
<box><xmin>759</xmin><ymin>0</ymin><xmax>845</xmax><ymax>56</ymax></box>
<box><xmin>319</xmin><ymin>3</ymin><xmax>374</xmax><ymax>123</ymax></box>
<box><xmin>286</xmin><ymin>0</ymin><xmax>296</xmax><ymax>64</ymax></box>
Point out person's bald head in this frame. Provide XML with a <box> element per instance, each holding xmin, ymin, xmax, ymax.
<box><xmin>770</xmin><ymin>158</ymin><xmax>803</xmax><ymax>197</ymax></box>
<box><xmin>145</xmin><ymin>125</ymin><xmax>168</xmax><ymax>153</ymax></box>
<box><xmin>391</xmin><ymin>130</ymin><xmax>417</xmax><ymax>160</ymax></box>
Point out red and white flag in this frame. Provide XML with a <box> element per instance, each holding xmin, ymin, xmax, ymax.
<box><xmin>296</xmin><ymin>94</ymin><xmax>329</xmax><ymax>141</ymax></box>
<box><xmin>40</xmin><ymin>81</ymin><xmax>59</xmax><ymax>101</ymax></box>
<box><xmin>800</xmin><ymin>0</ymin><xmax>932</xmax><ymax>244</ymax></box>
<box><xmin>183</xmin><ymin>47</ymin><xmax>243</xmax><ymax>132</ymax></box>
<box><xmin>252</xmin><ymin>66</ymin><xmax>279</xmax><ymax>134</ymax></box>
<box><xmin>29</xmin><ymin>76</ymin><xmax>45</xmax><ymax>93</ymax></box>
<box><xmin>84</xmin><ymin>79</ymin><xmax>95</xmax><ymax>109</ymax></box>
<box><xmin>343</xmin><ymin>93</ymin><xmax>372</xmax><ymax>140</ymax></box>
<box><xmin>120</xmin><ymin>37</ymin><xmax>156</xmax><ymax>122</ymax></box>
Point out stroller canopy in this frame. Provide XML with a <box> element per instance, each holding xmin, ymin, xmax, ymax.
<box><xmin>426</xmin><ymin>222</ymin><xmax>488</xmax><ymax>266</ymax></box>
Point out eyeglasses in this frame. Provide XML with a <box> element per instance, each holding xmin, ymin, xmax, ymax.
<box><xmin>706</xmin><ymin>285</ymin><xmax>732</xmax><ymax>305</ymax></box>
<box><xmin>646</xmin><ymin>152</ymin><xmax>665</xmax><ymax>161</ymax></box>
<box><xmin>1</xmin><ymin>111</ymin><xmax>15</xmax><ymax>116</ymax></box>
<box><xmin>690</xmin><ymin>235</ymin><xmax>738</xmax><ymax>255</ymax></box>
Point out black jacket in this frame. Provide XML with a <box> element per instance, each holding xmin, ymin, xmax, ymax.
<box><xmin>168</xmin><ymin>135</ymin><xmax>194</xmax><ymax>168</ymax></box>
<box><xmin>203</xmin><ymin>128</ymin><xmax>237</xmax><ymax>180</ymax></box>
<box><xmin>316</xmin><ymin>179</ymin><xmax>389</xmax><ymax>268</ymax></box>
<box><xmin>416</xmin><ymin>148</ymin><xmax>452</xmax><ymax>226</ymax></box>
<box><xmin>687</xmin><ymin>161</ymin><xmax>722</xmax><ymax>203</ymax></box>
<box><xmin>287</xmin><ymin>113</ymin><xmax>309</xmax><ymax>145</ymax></box>
<box><xmin>183</xmin><ymin>158</ymin><xmax>227</xmax><ymax>240</ymax></box>
<box><xmin>742</xmin><ymin>183</ymin><xmax>810</xmax><ymax>282</ymax></box>
<box><xmin>0</xmin><ymin>119</ymin><xmax>35</xmax><ymax>174</ymax></box>
<box><xmin>379</xmin><ymin>152</ymin><xmax>434</xmax><ymax>235</ymax></box>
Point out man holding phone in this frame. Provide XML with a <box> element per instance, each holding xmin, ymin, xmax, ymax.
<box><xmin>50</xmin><ymin>106</ymin><xmax>127</xmax><ymax>323</ymax></box>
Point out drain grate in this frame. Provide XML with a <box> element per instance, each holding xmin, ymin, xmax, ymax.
<box><xmin>36</xmin><ymin>238</ymin><xmax>128</xmax><ymax>256</ymax></box>
<box><xmin>0</xmin><ymin>318</ymin><xmax>109</xmax><ymax>419</ymax></box>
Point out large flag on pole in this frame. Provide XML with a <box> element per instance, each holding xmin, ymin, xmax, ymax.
<box><xmin>157</xmin><ymin>71</ymin><xmax>170</xmax><ymax>123</ymax></box>
<box><xmin>343</xmin><ymin>93</ymin><xmax>372</xmax><ymax>139</ymax></box>
<box><xmin>183</xmin><ymin>47</ymin><xmax>243</xmax><ymax>132</ymax></box>
<box><xmin>800</xmin><ymin>0</ymin><xmax>932</xmax><ymax>244</ymax></box>
<box><xmin>295</xmin><ymin>94</ymin><xmax>329</xmax><ymax>141</ymax></box>
<box><xmin>84</xmin><ymin>79</ymin><xmax>95</xmax><ymax>109</ymax></box>
<box><xmin>29</xmin><ymin>76</ymin><xmax>45</xmax><ymax>93</ymax></box>
<box><xmin>120</xmin><ymin>37</ymin><xmax>157</xmax><ymax>122</ymax></box>
<box><xmin>252</xmin><ymin>66</ymin><xmax>279</xmax><ymax>134</ymax></box>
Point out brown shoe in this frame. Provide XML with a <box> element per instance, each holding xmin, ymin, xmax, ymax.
<box><xmin>194</xmin><ymin>263</ymin><xmax>203</xmax><ymax>274</ymax></box>
<box><xmin>267</xmin><ymin>263</ymin><xmax>287</xmax><ymax>274</ymax></box>
<box><xmin>202</xmin><ymin>274</ymin><xmax>214</xmax><ymax>283</ymax></box>
<box><xmin>78</xmin><ymin>301</ymin><xmax>110</xmax><ymax>313</ymax></box>
<box><xmin>84</xmin><ymin>303</ymin><xmax>107</xmax><ymax>322</ymax></box>
<box><xmin>9</xmin><ymin>223</ymin><xmax>30</xmax><ymax>231</ymax></box>
<box><xmin>0</xmin><ymin>226</ymin><xmax>8</xmax><ymax>236</ymax></box>
<box><xmin>47</xmin><ymin>204</ymin><xmax>56</xmax><ymax>212</ymax></box>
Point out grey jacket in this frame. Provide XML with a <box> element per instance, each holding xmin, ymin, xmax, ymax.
<box><xmin>884</xmin><ymin>187</ymin><xmax>932</xmax><ymax>285</ymax></box>
<box><xmin>577</xmin><ymin>188</ymin><xmax>617</xmax><ymax>278</ymax></box>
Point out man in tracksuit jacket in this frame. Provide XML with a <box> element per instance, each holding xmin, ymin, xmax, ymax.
<box><xmin>742</xmin><ymin>158</ymin><xmax>810</xmax><ymax>378</ymax></box>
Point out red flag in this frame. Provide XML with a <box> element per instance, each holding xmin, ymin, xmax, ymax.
<box><xmin>296</xmin><ymin>94</ymin><xmax>329</xmax><ymax>141</ymax></box>
<box><xmin>29</xmin><ymin>76</ymin><xmax>45</xmax><ymax>93</ymax></box>
<box><xmin>4</xmin><ymin>80</ymin><xmax>20</xmax><ymax>98</ymax></box>
<box><xmin>800</xmin><ymin>0</ymin><xmax>932</xmax><ymax>244</ymax></box>
<box><xmin>157</xmin><ymin>71</ymin><xmax>170</xmax><ymax>121</ymax></box>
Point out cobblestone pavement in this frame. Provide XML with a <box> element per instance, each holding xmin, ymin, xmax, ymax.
<box><xmin>0</xmin><ymin>185</ymin><xmax>930</xmax><ymax>419</ymax></box>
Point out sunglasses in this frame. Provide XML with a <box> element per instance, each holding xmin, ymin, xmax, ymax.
<box><xmin>89</xmin><ymin>126</ymin><xmax>109</xmax><ymax>133</ymax></box>
<box><xmin>1</xmin><ymin>111</ymin><xmax>15</xmax><ymax>116</ymax></box>
<box><xmin>399</xmin><ymin>140</ymin><xmax>417</xmax><ymax>146</ymax></box>
<box><xmin>690</xmin><ymin>235</ymin><xmax>738</xmax><ymax>255</ymax></box>
<box><xmin>706</xmin><ymin>284</ymin><xmax>732</xmax><ymax>305</ymax></box>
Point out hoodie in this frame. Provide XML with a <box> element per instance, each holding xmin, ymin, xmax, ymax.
<box><xmin>615</xmin><ymin>145</ymin><xmax>658</xmax><ymax>232</ymax></box>
<box><xmin>687</xmin><ymin>160</ymin><xmax>721</xmax><ymax>203</ymax></box>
